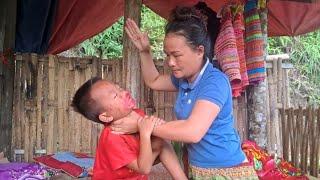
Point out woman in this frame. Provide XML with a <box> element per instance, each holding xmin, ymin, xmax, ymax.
<box><xmin>113</xmin><ymin>6</ymin><xmax>258</xmax><ymax>179</ymax></box>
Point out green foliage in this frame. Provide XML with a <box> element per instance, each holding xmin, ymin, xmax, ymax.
<box><xmin>141</xmin><ymin>7</ymin><xmax>166</xmax><ymax>59</ymax></box>
<box><xmin>268</xmin><ymin>30</ymin><xmax>320</xmax><ymax>105</ymax></box>
<box><xmin>81</xmin><ymin>17</ymin><xmax>124</xmax><ymax>59</ymax></box>
<box><xmin>79</xmin><ymin>6</ymin><xmax>166</xmax><ymax>59</ymax></box>
<box><xmin>267</xmin><ymin>36</ymin><xmax>291</xmax><ymax>55</ymax></box>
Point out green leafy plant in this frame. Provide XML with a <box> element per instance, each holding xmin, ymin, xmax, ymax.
<box><xmin>81</xmin><ymin>17</ymin><xmax>124</xmax><ymax>59</ymax></box>
<box><xmin>268</xmin><ymin>30</ymin><xmax>320</xmax><ymax>106</ymax></box>
<box><xmin>80</xmin><ymin>6</ymin><xmax>166</xmax><ymax>59</ymax></box>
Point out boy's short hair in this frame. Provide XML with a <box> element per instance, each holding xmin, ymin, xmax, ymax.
<box><xmin>71</xmin><ymin>77</ymin><xmax>104</xmax><ymax>124</ymax></box>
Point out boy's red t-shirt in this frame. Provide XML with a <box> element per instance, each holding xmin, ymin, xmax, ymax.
<box><xmin>93</xmin><ymin>109</ymin><xmax>147</xmax><ymax>180</ymax></box>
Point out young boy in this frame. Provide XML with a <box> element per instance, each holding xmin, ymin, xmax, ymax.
<box><xmin>71</xmin><ymin>77</ymin><xmax>187</xmax><ymax>180</ymax></box>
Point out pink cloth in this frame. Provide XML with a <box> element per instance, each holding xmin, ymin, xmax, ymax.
<box><xmin>214</xmin><ymin>7</ymin><xmax>242</xmax><ymax>97</ymax></box>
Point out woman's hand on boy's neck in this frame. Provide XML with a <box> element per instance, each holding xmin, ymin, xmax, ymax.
<box><xmin>110</xmin><ymin>110</ymin><xmax>141</xmax><ymax>134</ymax></box>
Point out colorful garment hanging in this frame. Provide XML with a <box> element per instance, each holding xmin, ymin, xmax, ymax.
<box><xmin>233</xmin><ymin>6</ymin><xmax>249</xmax><ymax>96</ymax></box>
<box><xmin>244</xmin><ymin>0</ymin><xmax>266</xmax><ymax>85</ymax></box>
<box><xmin>214</xmin><ymin>7</ymin><xmax>242</xmax><ymax>97</ymax></box>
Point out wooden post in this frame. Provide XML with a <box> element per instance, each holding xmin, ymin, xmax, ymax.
<box><xmin>0</xmin><ymin>0</ymin><xmax>17</xmax><ymax>160</ymax></box>
<box><xmin>122</xmin><ymin>0</ymin><xmax>142</xmax><ymax>106</ymax></box>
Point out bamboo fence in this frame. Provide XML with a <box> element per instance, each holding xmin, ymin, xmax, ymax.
<box><xmin>11</xmin><ymin>54</ymin><xmax>221</xmax><ymax>161</ymax></box>
<box><xmin>10</xmin><ymin>53</ymin><xmax>291</xmax><ymax>164</ymax></box>
<box><xmin>280</xmin><ymin>107</ymin><xmax>320</xmax><ymax>177</ymax></box>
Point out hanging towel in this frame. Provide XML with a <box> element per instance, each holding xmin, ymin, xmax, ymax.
<box><xmin>214</xmin><ymin>7</ymin><xmax>242</xmax><ymax>97</ymax></box>
<box><xmin>244</xmin><ymin>0</ymin><xmax>266</xmax><ymax>85</ymax></box>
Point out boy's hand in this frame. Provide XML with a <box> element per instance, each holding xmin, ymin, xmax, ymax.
<box><xmin>138</xmin><ymin>116</ymin><xmax>160</xmax><ymax>138</ymax></box>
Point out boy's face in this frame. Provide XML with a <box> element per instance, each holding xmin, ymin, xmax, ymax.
<box><xmin>90</xmin><ymin>80</ymin><xmax>136</xmax><ymax>121</ymax></box>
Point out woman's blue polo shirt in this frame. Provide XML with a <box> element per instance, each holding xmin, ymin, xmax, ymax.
<box><xmin>171</xmin><ymin>60</ymin><xmax>246</xmax><ymax>168</ymax></box>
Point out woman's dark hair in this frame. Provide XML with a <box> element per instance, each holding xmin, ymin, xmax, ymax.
<box><xmin>165</xmin><ymin>6</ymin><xmax>213</xmax><ymax>61</ymax></box>
<box><xmin>71</xmin><ymin>77</ymin><xmax>104</xmax><ymax>124</ymax></box>
<box><xmin>194</xmin><ymin>2</ymin><xmax>220</xmax><ymax>55</ymax></box>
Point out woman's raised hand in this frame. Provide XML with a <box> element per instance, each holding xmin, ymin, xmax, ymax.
<box><xmin>125</xmin><ymin>18</ymin><xmax>151</xmax><ymax>53</ymax></box>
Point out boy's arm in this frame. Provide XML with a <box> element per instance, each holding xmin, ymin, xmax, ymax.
<box><xmin>126</xmin><ymin>116</ymin><xmax>160</xmax><ymax>174</ymax></box>
<box><xmin>126</xmin><ymin>135</ymin><xmax>159</xmax><ymax>174</ymax></box>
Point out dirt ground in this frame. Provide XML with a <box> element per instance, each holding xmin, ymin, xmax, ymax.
<box><xmin>149</xmin><ymin>163</ymin><xmax>172</xmax><ymax>180</ymax></box>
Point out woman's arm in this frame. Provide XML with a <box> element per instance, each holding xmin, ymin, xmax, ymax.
<box><xmin>125</xmin><ymin>19</ymin><xmax>177</xmax><ymax>91</ymax></box>
<box><xmin>111</xmin><ymin>99</ymin><xmax>220</xmax><ymax>142</ymax></box>
<box><xmin>152</xmin><ymin>100</ymin><xmax>220</xmax><ymax>143</ymax></box>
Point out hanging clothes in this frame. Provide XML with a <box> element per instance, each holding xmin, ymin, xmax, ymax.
<box><xmin>232</xmin><ymin>5</ymin><xmax>249</xmax><ymax>96</ymax></box>
<box><xmin>214</xmin><ymin>7</ymin><xmax>242</xmax><ymax>97</ymax></box>
<box><xmin>244</xmin><ymin>0</ymin><xmax>266</xmax><ymax>85</ymax></box>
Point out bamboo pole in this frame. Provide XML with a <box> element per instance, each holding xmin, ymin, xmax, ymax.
<box><xmin>57</xmin><ymin>61</ymin><xmax>65</xmax><ymax>151</ymax></box>
<box><xmin>301</xmin><ymin>108</ymin><xmax>309</xmax><ymax>172</ymax></box>
<box><xmin>41</xmin><ymin>57</ymin><xmax>49</xmax><ymax>153</ymax></box>
<box><xmin>288</xmin><ymin>108</ymin><xmax>294</xmax><ymax>163</ymax></box>
<box><xmin>83</xmin><ymin>65</ymin><xmax>92</xmax><ymax>153</ymax></box>
<box><xmin>68</xmin><ymin>62</ymin><xmax>76</xmax><ymax>152</ymax></box>
<box><xmin>36</xmin><ymin>58</ymin><xmax>43</xmax><ymax>151</ymax></box>
<box><xmin>310</xmin><ymin>108</ymin><xmax>317</xmax><ymax>176</ymax></box>
<box><xmin>29</xmin><ymin>99</ymin><xmax>37</xmax><ymax>161</ymax></box>
<box><xmin>295</xmin><ymin>108</ymin><xmax>303</xmax><ymax>168</ymax></box>
<box><xmin>13</xmin><ymin>55</ymin><xmax>22</xmax><ymax>150</ymax></box>
<box><xmin>22</xmin><ymin>54</ymin><xmax>30</xmax><ymax>162</ymax></box>
<box><xmin>284</xmin><ymin>69</ymin><xmax>290</xmax><ymax>108</ymax></box>
<box><xmin>47</xmin><ymin>55</ymin><xmax>56</xmax><ymax>154</ymax></box>
<box><xmin>314</xmin><ymin>108</ymin><xmax>320</xmax><ymax>177</ymax></box>
<box><xmin>269</xmin><ymin>61</ymin><xmax>276</xmax><ymax>154</ymax></box>
<box><xmin>280</xmin><ymin>108</ymin><xmax>288</xmax><ymax>161</ymax></box>
<box><xmin>74</xmin><ymin>64</ymin><xmax>81</xmax><ymax>152</ymax></box>
<box><xmin>275</xmin><ymin>58</ymin><xmax>282</xmax><ymax>155</ymax></box>
<box><xmin>63</xmin><ymin>62</ymin><xmax>70</xmax><ymax>151</ymax></box>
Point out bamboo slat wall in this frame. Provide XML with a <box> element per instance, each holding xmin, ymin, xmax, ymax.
<box><xmin>266</xmin><ymin>55</ymin><xmax>292</xmax><ymax>156</ymax></box>
<box><xmin>280</xmin><ymin>107</ymin><xmax>320</xmax><ymax>177</ymax></box>
<box><xmin>11</xmin><ymin>54</ymin><xmax>290</xmax><ymax>162</ymax></box>
<box><xmin>11</xmin><ymin>54</ymin><xmax>183</xmax><ymax>162</ymax></box>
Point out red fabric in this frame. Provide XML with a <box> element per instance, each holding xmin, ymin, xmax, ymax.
<box><xmin>48</xmin><ymin>0</ymin><xmax>123</xmax><ymax>54</ymax></box>
<box><xmin>60</xmin><ymin>161</ymin><xmax>84</xmax><ymax>177</ymax></box>
<box><xmin>73</xmin><ymin>152</ymin><xmax>92</xmax><ymax>158</ymax></box>
<box><xmin>34</xmin><ymin>155</ymin><xmax>83</xmax><ymax>177</ymax></box>
<box><xmin>48</xmin><ymin>0</ymin><xmax>320</xmax><ymax>54</ymax></box>
<box><xmin>133</xmin><ymin>108</ymin><xmax>146</xmax><ymax>117</ymax></box>
<box><xmin>242</xmin><ymin>140</ymin><xmax>308</xmax><ymax>180</ymax></box>
<box><xmin>143</xmin><ymin>0</ymin><xmax>228</xmax><ymax>19</ymax></box>
<box><xmin>268</xmin><ymin>1</ymin><xmax>320</xmax><ymax>36</ymax></box>
<box><xmin>93</xmin><ymin>126</ymin><xmax>147</xmax><ymax>180</ymax></box>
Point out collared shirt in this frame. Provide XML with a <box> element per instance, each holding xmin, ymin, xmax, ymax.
<box><xmin>171</xmin><ymin>61</ymin><xmax>245</xmax><ymax>168</ymax></box>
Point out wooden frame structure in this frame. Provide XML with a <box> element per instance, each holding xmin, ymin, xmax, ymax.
<box><xmin>0</xmin><ymin>0</ymin><xmax>17</xmax><ymax>158</ymax></box>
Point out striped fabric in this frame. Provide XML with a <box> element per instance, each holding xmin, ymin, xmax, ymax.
<box><xmin>189</xmin><ymin>163</ymin><xmax>259</xmax><ymax>180</ymax></box>
<box><xmin>233</xmin><ymin>8</ymin><xmax>249</xmax><ymax>96</ymax></box>
<box><xmin>214</xmin><ymin>8</ymin><xmax>242</xmax><ymax>97</ymax></box>
<box><xmin>244</xmin><ymin>0</ymin><xmax>266</xmax><ymax>85</ymax></box>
